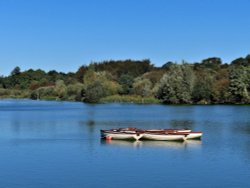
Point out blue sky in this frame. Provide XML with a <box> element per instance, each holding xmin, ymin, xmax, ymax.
<box><xmin>0</xmin><ymin>0</ymin><xmax>250</xmax><ymax>76</ymax></box>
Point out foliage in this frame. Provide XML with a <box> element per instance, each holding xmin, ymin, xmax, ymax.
<box><xmin>75</xmin><ymin>65</ymin><xmax>88</xmax><ymax>82</ymax></box>
<box><xmin>211</xmin><ymin>69</ymin><xmax>230</xmax><ymax>103</ymax></box>
<box><xmin>118</xmin><ymin>74</ymin><xmax>134</xmax><ymax>94</ymax></box>
<box><xmin>84</xmin><ymin>81</ymin><xmax>106</xmax><ymax>103</ymax></box>
<box><xmin>157</xmin><ymin>64</ymin><xmax>194</xmax><ymax>104</ymax></box>
<box><xmin>30</xmin><ymin>86</ymin><xmax>56</xmax><ymax>100</ymax></box>
<box><xmin>1</xmin><ymin>55</ymin><xmax>250</xmax><ymax>104</ymax></box>
<box><xmin>100</xmin><ymin>95</ymin><xmax>160</xmax><ymax>104</ymax></box>
<box><xmin>82</xmin><ymin>70</ymin><xmax>121</xmax><ymax>102</ymax></box>
<box><xmin>92</xmin><ymin>59</ymin><xmax>154</xmax><ymax>79</ymax></box>
<box><xmin>11</xmin><ymin>66</ymin><xmax>21</xmax><ymax>76</ymax></box>
<box><xmin>192</xmin><ymin>71</ymin><xmax>214</xmax><ymax>103</ymax></box>
<box><xmin>66</xmin><ymin>83</ymin><xmax>85</xmax><ymax>101</ymax></box>
<box><xmin>55</xmin><ymin>80</ymin><xmax>67</xmax><ymax>99</ymax></box>
<box><xmin>132</xmin><ymin>77</ymin><xmax>152</xmax><ymax>97</ymax></box>
<box><xmin>229</xmin><ymin>66</ymin><xmax>250</xmax><ymax>103</ymax></box>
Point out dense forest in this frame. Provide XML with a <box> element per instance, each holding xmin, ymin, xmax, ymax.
<box><xmin>1</xmin><ymin>55</ymin><xmax>250</xmax><ymax>104</ymax></box>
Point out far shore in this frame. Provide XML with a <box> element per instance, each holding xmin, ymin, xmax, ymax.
<box><xmin>1</xmin><ymin>96</ymin><xmax>250</xmax><ymax>105</ymax></box>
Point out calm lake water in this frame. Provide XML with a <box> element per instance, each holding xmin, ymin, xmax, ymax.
<box><xmin>0</xmin><ymin>99</ymin><xmax>250</xmax><ymax>188</ymax></box>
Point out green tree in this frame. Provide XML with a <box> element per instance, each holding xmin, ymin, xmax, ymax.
<box><xmin>66</xmin><ymin>83</ymin><xmax>85</xmax><ymax>101</ymax></box>
<box><xmin>231</xmin><ymin>57</ymin><xmax>248</xmax><ymax>66</ymax></box>
<box><xmin>192</xmin><ymin>72</ymin><xmax>214</xmax><ymax>103</ymax></box>
<box><xmin>82</xmin><ymin>70</ymin><xmax>121</xmax><ymax>102</ymax></box>
<box><xmin>11</xmin><ymin>66</ymin><xmax>21</xmax><ymax>76</ymax></box>
<box><xmin>229</xmin><ymin>66</ymin><xmax>250</xmax><ymax>103</ymax></box>
<box><xmin>30</xmin><ymin>86</ymin><xmax>55</xmax><ymax>100</ymax></box>
<box><xmin>211</xmin><ymin>69</ymin><xmax>230</xmax><ymax>103</ymax></box>
<box><xmin>212</xmin><ymin>79</ymin><xmax>230</xmax><ymax>103</ymax></box>
<box><xmin>55</xmin><ymin>80</ymin><xmax>67</xmax><ymax>99</ymax></box>
<box><xmin>133</xmin><ymin>77</ymin><xmax>152</xmax><ymax>97</ymax></box>
<box><xmin>83</xmin><ymin>68</ymin><xmax>96</xmax><ymax>86</ymax></box>
<box><xmin>118</xmin><ymin>74</ymin><xmax>134</xmax><ymax>94</ymax></box>
<box><xmin>75</xmin><ymin>65</ymin><xmax>88</xmax><ymax>83</ymax></box>
<box><xmin>157</xmin><ymin>64</ymin><xmax>194</xmax><ymax>104</ymax></box>
<box><xmin>84</xmin><ymin>81</ymin><xmax>105</xmax><ymax>103</ymax></box>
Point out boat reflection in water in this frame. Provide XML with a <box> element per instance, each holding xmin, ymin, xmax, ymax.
<box><xmin>101</xmin><ymin>139</ymin><xmax>202</xmax><ymax>149</ymax></box>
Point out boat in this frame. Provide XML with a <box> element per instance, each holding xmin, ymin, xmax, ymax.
<box><xmin>102</xmin><ymin>128</ymin><xmax>191</xmax><ymax>134</ymax></box>
<box><xmin>142</xmin><ymin>132</ymin><xmax>185</xmax><ymax>141</ymax></box>
<box><xmin>100</xmin><ymin>128</ymin><xmax>202</xmax><ymax>141</ymax></box>
<box><xmin>184</xmin><ymin>132</ymin><xmax>203</xmax><ymax>140</ymax></box>
<box><xmin>145</xmin><ymin>129</ymin><xmax>191</xmax><ymax>133</ymax></box>
<box><xmin>143</xmin><ymin>129</ymin><xmax>202</xmax><ymax>140</ymax></box>
<box><xmin>100</xmin><ymin>129</ymin><xmax>143</xmax><ymax>141</ymax></box>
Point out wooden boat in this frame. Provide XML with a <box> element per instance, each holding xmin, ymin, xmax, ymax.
<box><xmin>142</xmin><ymin>132</ymin><xmax>185</xmax><ymax>141</ymax></box>
<box><xmin>142</xmin><ymin>129</ymin><xmax>202</xmax><ymax>140</ymax></box>
<box><xmin>100</xmin><ymin>128</ymin><xmax>202</xmax><ymax>141</ymax></box>
<box><xmin>184</xmin><ymin>132</ymin><xmax>203</xmax><ymax>140</ymax></box>
<box><xmin>145</xmin><ymin>129</ymin><xmax>191</xmax><ymax>133</ymax></box>
<box><xmin>168</xmin><ymin>132</ymin><xmax>203</xmax><ymax>140</ymax></box>
<box><xmin>102</xmin><ymin>128</ymin><xmax>191</xmax><ymax>134</ymax></box>
<box><xmin>100</xmin><ymin>130</ymin><xmax>143</xmax><ymax>141</ymax></box>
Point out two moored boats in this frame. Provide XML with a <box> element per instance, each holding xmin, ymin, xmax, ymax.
<box><xmin>100</xmin><ymin>128</ymin><xmax>202</xmax><ymax>141</ymax></box>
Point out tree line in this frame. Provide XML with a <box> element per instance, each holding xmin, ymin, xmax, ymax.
<box><xmin>1</xmin><ymin>55</ymin><xmax>250</xmax><ymax>104</ymax></box>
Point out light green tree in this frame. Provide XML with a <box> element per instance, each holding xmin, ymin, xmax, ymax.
<box><xmin>83</xmin><ymin>70</ymin><xmax>121</xmax><ymax>102</ymax></box>
<box><xmin>55</xmin><ymin>80</ymin><xmax>67</xmax><ymax>99</ymax></box>
<box><xmin>229</xmin><ymin>66</ymin><xmax>250</xmax><ymax>103</ymax></box>
<box><xmin>133</xmin><ymin>77</ymin><xmax>152</xmax><ymax>97</ymax></box>
<box><xmin>157</xmin><ymin>64</ymin><xmax>194</xmax><ymax>104</ymax></box>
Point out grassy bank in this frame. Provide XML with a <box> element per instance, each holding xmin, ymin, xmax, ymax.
<box><xmin>0</xmin><ymin>88</ymin><xmax>30</xmax><ymax>99</ymax></box>
<box><xmin>100</xmin><ymin>95</ymin><xmax>161</xmax><ymax>104</ymax></box>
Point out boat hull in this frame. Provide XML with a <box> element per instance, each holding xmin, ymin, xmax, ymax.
<box><xmin>185</xmin><ymin>132</ymin><xmax>203</xmax><ymax>140</ymax></box>
<box><xmin>146</xmin><ymin>129</ymin><xmax>191</xmax><ymax>133</ymax></box>
<box><xmin>168</xmin><ymin>132</ymin><xmax>203</xmax><ymax>140</ymax></box>
<box><xmin>100</xmin><ymin>129</ymin><xmax>202</xmax><ymax>141</ymax></box>
<box><xmin>142</xmin><ymin>133</ymin><xmax>185</xmax><ymax>141</ymax></box>
<box><xmin>101</xmin><ymin>131</ymin><xmax>143</xmax><ymax>141</ymax></box>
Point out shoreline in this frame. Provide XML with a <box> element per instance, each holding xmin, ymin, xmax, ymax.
<box><xmin>1</xmin><ymin>96</ymin><xmax>250</xmax><ymax>105</ymax></box>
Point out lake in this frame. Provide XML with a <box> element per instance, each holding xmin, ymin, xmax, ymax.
<box><xmin>0</xmin><ymin>99</ymin><xmax>250</xmax><ymax>188</ymax></box>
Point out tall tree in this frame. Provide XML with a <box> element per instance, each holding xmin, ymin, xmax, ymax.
<box><xmin>133</xmin><ymin>77</ymin><xmax>152</xmax><ymax>97</ymax></box>
<box><xmin>192</xmin><ymin>71</ymin><xmax>214</xmax><ymax>103</ymax></box>
<box><xmin>11</xmin><ymin>66</ymin><xmax>21</xmax><ymax>76</ymax></box>
<box><xmin>55</xmin><ymin>80</ymin><xmax>67</xmax><ymax>99</ymax></box>
<box><xmin>157</xmin><ymin>64</ymin><xmax>194</xmax><ymax>104</ymax></box>
<box><xmin>229</xmin><ymin>66</ymin><xmax>250</xmax><ymax>103</ymax></box>
<box><xmin>118</xmin><ymin>74</ymin><xmax>134</xmax><ymax>95</ymax></box>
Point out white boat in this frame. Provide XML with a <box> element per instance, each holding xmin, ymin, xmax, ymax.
<box><xmin>100</xmin><ymin>128</ymin><xmax>202</xmax><ymax>141</ymax></box>
<box><xmin>142</xmin><ymin>133</ymin><xmax>185</xmax><ymax>141</ymax></box>
<box><xmin>145</xmin><ymin>129</ymin><xmax>191</xmax><ymax>133</ymax></box>
<box><xmin>168</xmin><ymin>132</ymin><xmax>203</xmax><ymax>140</ymax></box>
<box><xmin>185</xmin><ymin>132</ymin><xmax>203</xmax><ymax>140</ymax></box>
<box><xmin>101</xmin><ymin>130</ymin><xmax>143</xmax><ymax>141</ymax></box>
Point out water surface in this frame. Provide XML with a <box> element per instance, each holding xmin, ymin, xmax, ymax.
<box><xmin>0</xmin><ymin>99</ymin><xmax>250</xmax><ymax>188</ymax></box>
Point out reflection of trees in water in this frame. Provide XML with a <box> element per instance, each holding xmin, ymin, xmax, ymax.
<box><xmin>244</xmin><ymin>141</ymin><xmax>250</xmax><ymax>161</ymax></box>
<box><xmin>230</xmin><ymin>122</ymin><xmax>250</xmax><ymax>162</ymax></box>
<box><xmin>232</xmin><ymin>122</ymin><xmax>250</xmax><ymax>134</ymax></box>
<box><xmin>81</xmin><ymin>104</ymin><xmax>197</xmax><ymax>131</ymax></box>
<box><xmin>78</xmin><ymin>120</ymin><xmax>96</xmax><ymax>133</ymax></box>
<box><xmin>81</xmin><ymin>119</ymin><xmax>197</xmax><ymax>134</ymax></box>
<box><xmin>87</xmin><ymin>120</ymin><xmax>95</xmax><ymax>126</ymax></box>
<box><xmin>169</xmin><ymin>120</ymin><xmax>195</xmax><ymax>129</ymax></box>
<box><xmin>81</xmin><ymin>105</ymin><xmax>97</xmax><ymax>133</ymax></box>
<box><xmin>86</xmin><ymin>120</ymin><xmax>95</xmax><ymax>133</ymax></box>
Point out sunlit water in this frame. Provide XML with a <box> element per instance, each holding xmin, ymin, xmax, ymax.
<box><xmin>0</xmin><ymin>99</ymin><xmax>250</xmax><ymax>188</ymax></box>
